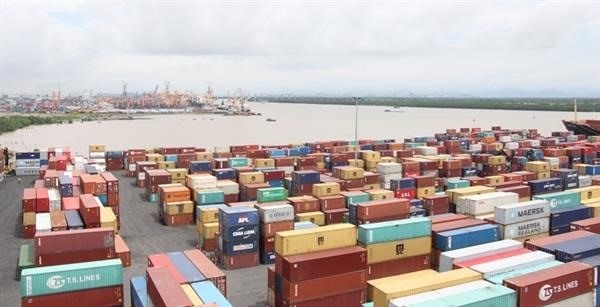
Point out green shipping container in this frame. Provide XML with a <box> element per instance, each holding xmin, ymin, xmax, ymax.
<box><xmin>147</xmin><ymin>193</ymin><xmax>158</xmax><ymax>203</ymax></box>
<box><xmin>228</xmin><ymin>157</ymin><xmax>249</xmax><ymax>167</ymax></box>
<box><xmin>344</xmin><ymin>192</ymin><xmax>370</xmax><ymax>206</ymax></box>
<box><xmin>533</xmin><ymin>190</ymin><xmax>581</xmax><ymax>212</ymax></box>
<box><xmin>21</xmin><ymin>259</ymin><xmax>122</xmax><ymax>297</ymax></box>
<box><xmin>362</xmin><ymin>302</ymin><xmax>374</xmax><ymax>307</ymax></box>
<box><xmin>18</xmin><ymin>244</ymin><xmax>35</xmax><ymax>272</ymax></box>
<box><xmin>447</xmin><ymin>179</ymin><xmax>470</xmax><ymax>190</ymax></box>
<box><xmin>406</xmin><ymin>284</ymin><xmax>516</xmax><ymax>307</ymax></box>
<box><xmin>358</xmin><ymin>217</ymin><xmax>431</xmax><ymax>245</ymax></box>
<box><xmin>486</xmin><ymin>260</ymin><xmax>562</xmax><ymax>285</ymax></box>
<box><xmin>197</xmin><ymin>189</ymin><xmax>225</xmax><ymax>205</ymax></box>
<box><xmin>257</xmin><ymin>187</ymin><xmax>288</xmax><ymax>203</ymax></box>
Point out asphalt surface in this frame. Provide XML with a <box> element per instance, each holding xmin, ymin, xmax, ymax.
<box><xmin>0</xmin><ymin>173</ymin><xmax>268</xmax><ymax>307</ymax></box>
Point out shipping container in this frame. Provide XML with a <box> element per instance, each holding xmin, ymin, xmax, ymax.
<box><xmin>277</xmin><ymin>269</ymin><xmax>367</xmax><ymax>304</ymax></box>
<box><xmin>494</xmin><ymin>200</ymin><xmax>550</xmax><ymax>225</ymax></box>
<box><xmin>21</xmin><ymin>285</ymin><xmax>124</xmax><ymax>307</ymax></box>
<box><xmin>190</xmin><ymin>281</ymin><xmax>233</xmax><ymax>307</ymax></box>
<box><xmin>275</xmin><ymin>223</ymin><xmax>357</xmax><ymax>256</ymax></box>
<box><xmin>130</xmin><ymin>276</ymin><xmax>147</xmax><ymax>307</ymax></box>
<box><xmin>498</xmin><ymin>218</ymin><xmax>550</xmax><ymax>240</ymax></box>
<box><xmin>219</xmin><ymin>206</ymin><xmax>259</xmax><ymax>227</ymax></box>
<box><xmin>258</xmin><ymin>204</ymin><xmax>294</xmax><ymax>223</ymax></box>
<box><xmin>361</xmin><ymin>236</ymin><xmax>431</xmax><ymax>264</ymax></box>
<box><xmin>358</xmin><ymin>217</ymin><xmax>431</xmax><ymax>245</ymax></box>
<box><xmin>456</xmin><ymin>192</ymin><xmax>519</xmax><ymax>216</ymax></box>
<box><xmin>534</xmin><ymin>190</ymin><xmax>581</xmax><ymax>212</ymax></box>
<box><xmin>551</xmin><ymin>206</ymin><xmax>592</xmax><ymax>228</ymax></box>
<box><xmin>435</xmin><ymin>224</ymin><xmax>500</xmax><ymax>251</ymax></box>
<box><xmin>64</xmin><ymin>210</ymin><xmax>84</xmax><ymax>230</ymax></box>
<box><xmin>485</xmin><ymin>260</ymin><xmax>563</xmax><ymax>285</ymax></box>
<box><xmin>470</xmin><ymin>250</ymin><xmax>555</xmax><ymax>279</ymax></box>
<box><xmin>397</xmin><ymin>284</ymin><xmax>516</xmax><ymax>307</ymax></box>
<box><xmin>438</xmin><ymin>239</ymin><xmax>524</xmax><ymax>272</ymax></box>
<box><xmin>387</xmin><ymin>280</ymin><xmax>494</xmax><ymax>307</ymax></box>
<box><xmin>183</xmin><ymin>249</ymin><xmax>227</xmax><ymax>296</ymax></box>
<box><xmin>146</xmin><ymin>266</ymin><xmax>193</xmax><ymax>307</ymax></box>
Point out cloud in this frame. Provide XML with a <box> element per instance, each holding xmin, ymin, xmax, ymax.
<box><xmin>1</xmin><ymin>2</ymin><xmax>600</xmax><ymax>96</ymax></box>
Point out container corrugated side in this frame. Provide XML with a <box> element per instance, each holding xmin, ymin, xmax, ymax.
<box><xmin>498</xmin><ymin>218</ymin><xmax>550</xmax><ymax>240</ymax></box>
<box><xmin>435</xmin><ymin>224</ymin><xmax>500</xmax><ymax>251</ymax></box>
<box><xmin>361</xmin><ymin>236</ymin><xmax>431</xmax><ymax>264</ymax></box>
<box><xmin>485</xmin><ymin>260</ymin><xmax>563</xmax><ymax>285</ymax></box>
<box><xmin>543</xmin><ymin>292</ymin><xmax>594</xmax><ymax>307</ymax></box>
<box><xmin>130</xmin><ymin>276</ymin><xmax>147</xmax><ymax>307</ymax></box>
<box><xmin>469</xmin><ymin>250</ymin><xmax>555</xmax><ymax>279</ymax></box>
<box><xmin>275</xmin><ymin>223</ymin><xmax>356</xmax><ymax>256</ymax></box>
<box><xmin>358</xmin><ymin>217</ymin><xmax>431</xmax><ymax>245</ymax></box>
<box><xmin>258</xmin><ymin>204</ymin><xmax>294</xmax><ymax>223</ymax></box>
<box><xmin>190</xmin><ymin>280</ymin><xmax>233</xmax><ymax>307</ymax></box>
<box><xmin>21</xmin><ymin>259</ymin><xmax>122</xmax><ymax>297</ymax></box>
<box><xmin>438</xmin><ymin>239</ymin><xmax>523</xmax><ymax>272</ymax></box>
<box><xmin>533</xmin><ymin>190</ymin><xmax>582</xmax><ymax>212</ymax></box>
<box><xmin>368</xmin><ymin>268</ymin><xmax>482</xmax><ymax>307</ymax></box>
<box><xmin>388</xmin><ymin>280</ymin><xmax>494</xmax><ymax>307</ymax></box>
<box><xmin>456</xmin><ymin>192</ymin><xmax>519</xmax><ymax>216</ymax></box>
<box><xmin>405</xmin><ymin>284</ymin><xmax>516</xmax><ymax>307</ymax></box>
<box><xmin>494</xmin><ymin>200</ymin><xmax>550</xmax><ymax>225</ymax></box>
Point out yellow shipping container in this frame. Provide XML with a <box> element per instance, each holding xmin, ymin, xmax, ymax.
<box><xmin>361</xmin><ymin>236</ymin><xmax>431</xmax><ymax>264</ymax></box>
<box><xmin>100</xmin><ymin>207</ymin><xmax>117</xmax><ymax>234</ymax></box>
<box><xmin>536</xmin><ymin>171</ymin><xmax>551</xmax><ymax>180</ymax></box>
<box><xmin>171</xmin><ymin>179</ymin><xmax>186</xmax><ymax>185</ymax></box>
<box><xmin>164</xmin><ymin>200</ymin><xmax>194</xmax><ymax>215</ymax></box>
<box><xmin>348</xmin><ymin>159</ymin><xmax>365</xmax><ymax>168</ymax></box>
<box><xmin>379</xmin><ymin>157</ymin><xmax>396</xmax><ymax>163</ymax></box>
<box><xmin>146</xmin><ymin>153</ymin><xmax>165</xmax><ymax>162</ymax></box>
<box><xmin>365</xmin><ymin>160</ymin><xmax>379</xmax><ymax>170</ymax></box>
<box><xmin>239</xmin><ymin>172</ymin><xmax>265</xmax><ymax>185</ymax></box>
<box><xmin>254</xmin><ymin>158</ymin><xmax>275</xmax><ymax>168</ymax></box>
<box><xmin>89</xmin><ymin>144</ymin><xmax>105</xmax><ymax>153</ymax></box>
<box><xmin>367</xmin><ymin>189</ymin><xmax>394</xmax><ymax>201</ymax></box>
<box><xmin>572</xmin><ymin>186</ymin><xmax>600</xmax><ymax>201</ymax></box>
<box><xmin>485</xmin><ymin>176</ymin><xmax>504</xmax><ymax>185</ymax></box>
<box><xmin>346</xmin><ymin>145</ymin><xmax>361</xmax><ymax>152</ymax></box>
<box><xmin>573</xmin><ymin>164</ymin><xmax>587</xmax><ymax>175</ymax></box>
<box><xmin>145</xmin><ymin>148</ymin><xmax>155</xmax><ymax>154</ymax></box>
<box><xmin>446</xmin><ymin>186</ymin><xmax>496</xmax><ymax>204</ymax></box>
<box><xmin>316</xmin><ymin>162</ymin><xmax>326</xmax><ymax>170</ymax></box>
<box><xmin>367</xmin><ymin>270</ymin><xmax>438</xmax><ymax>301</ymax></box>
<box><xmin>312</xmin><ymin>182</ymin><xmax>341</xmax><ymax>197</ymax></box>
<box><xmin>195</xmin><ymin>152</ymin><xmax>213</xmax><ymax>161</ymax></box>
<box><xmin>487</xmin><ymin>156</ymin><xmax>506</xmax><ymax>165</ymax></box>
<box><xmin>275</xmin><ymin>223</ymin><xmax>356</xmax><ymax>256</ymax></box>
<box><xmin>364</xmin><ymin>184</ymin><xmax>382</xmax><ymax>190</ymax></box>
<box><xmin>525</xmin><ymin>161</ymin><xmax>550</xmax><ymax>173</ymax></box>
<box><xmin>416</xmin><ymin>187</ymin><xmax>436</xmax><ymax>199</ymax></box>
<box><xmin>339</xmin><ymin>166</ymin><xmax>365</xmax><ymax>180</ymax></box>
<box><xmin>201</xmin><ymin>222</ymin><xmax>219</xmax><ymax>239</ymax></box>
<box><xmin>369</xmin><ymin>268</ymin><xmax>482</xmax><ymax>307</ymax></box>
<box><xmin>23</xmin><ymin>212</ymin><xmax>36</xmax><ymax>225</ymax></box>
<box><xmin>157</xmin><ymin>161</ymin><xmax>177</xmax><ymax>169</ymax></box>
<box><xmin>295</xmin><ymin>211</ymin><xmax>325</xmax><ymax>226</ymax></box>
<box><xmin>167</xmin><ymin>168</ymin><xmax>188</xmax><ymax>180</ymax></box>
<box><xmin>181</xmin><ymin>284</ymin><xmax>203</xmax><ymax>306</ymax></box>
<box><xmin>361</xmin><ymin>151</ymin><xmax>381</xmax><ymax>161</ymax></box>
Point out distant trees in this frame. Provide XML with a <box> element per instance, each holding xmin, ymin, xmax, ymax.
<box><xmin>0</xmin><ymin>115</ymin><xmax>77</xmax><ymax>134</ymax></box>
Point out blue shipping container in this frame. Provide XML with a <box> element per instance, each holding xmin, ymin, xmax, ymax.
<box><xmin>291</xmin><ymin>171</ymin><xmax>320</xmax><ymax>184</ymax></box>
<box><xmin>106</xmin><ymin>151</ymin><xmax>124</xmax><ymax>159</ymax></box>
<box><xmin>167</xmin><ymin>252</ymin><xmax>206</xmax><ymax>283</ymax></box>
<box><xmin>435</xmin><ymin>224</ymin><xmax>500</xmax><ymax>251</ymax></box>
<box><xmin>130</xmin><ymin>276</ymin><xmax>148</xmax><ymax>307</ymax></box>
<box><xmin>189</xmin><ymin>161</ymin><xmax>212</xmax><ymax>172</ymax></box>
<box><xmin>267</xmin><ymin>180</ymin><xmax>285</xmax><ymax>188</ymax></box>
<box><xmin>219</xmin><ymin>207</ymin><xmax>260</xmax><ymax>227</ymax></box>
<box><xmin>260</xmin><ymin>250</ymin><xmax>276</xmax><ymax>265</ymax></box>
<box><xmin>219</xmin><ymin>238</ymin><xmax>258</xmax><ymax>255</ymax></box>
<box><xmin>212</xmin><ymin>168</ymin><xmax>236</xmax><ymax>180</ymax></box>
<box><xmin>16</xmin><ymin>152</ymin><xmax>40</xmax><ymax>160</ymax></box>
<box><xmin>528</xmin><ymin>178</ymin><xmax>563</xmax><ymax>195</ymax></box>
<box><xmin>287</xmin><ymin>148</ymin><xmax>300</xmax><ymax>156</ymax></box>
<box><xmin>410</xmin><ymin>199</ymin><xmax>422</xmax><ymax>207</ymax></box>
<box><xmin>97</xmin><ymin>194</ymin><xmax>108</xmax><ymax>205</ymax></box>
<box><xmin>64</xmin><ymin>210</ymin><xmax>84</xmax><ymax>230</ymax></box>
<box><xmin>555</xmin><ymin>238</ymin><xmax>600</xmax><ymax>262</ymax></box>
<box><xmin>190</xmin><ymin>281</ymin><xmax>233</xmax><ymax>307</ymax></box>
<box><xmin>164</xmin><ymin>154</ymin><xmax>177</xmax><ymax>162</ymax></box>
<box><xmin>550</xmin><ymin>224</ymin><xmax>570</xmax><ymax>236</ymax></box>
<box><xmin>219</xmin><ymin>224</ymin><xmax>259</xmax><ymax>241</ymax></box>
<box><xmin>268</xmin><ymin>149</ymin><xmax>286</xmax><ymax>158</ymax></box>
<box><xmin>390</xmin><ymin>178</ymin><xmax>416</xmax><ymax>190</ymax></box>
<box><xmin>462</xmin><ymin>167</ymin><xmax>478</xmax><ymax>177</ymax></box>
<box><xmin>550</xmin><ymin>205</ymin><xmax>592</xmax><ymax>228</ymax></box>
<box><xmin>298</xmin><ymin>146</ymin><xmax>310</xmax><ymax>155</ymax></box>
<box><xmin>585</xmin><ymin>165</ymin><xmax>600</xmax><ymax>175</ymax></box>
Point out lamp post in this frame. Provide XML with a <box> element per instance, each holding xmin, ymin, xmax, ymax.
<box><xmin>353</xmin><ymin>97</ymin><xmax>361</xmax><ymax>160</ymax></box>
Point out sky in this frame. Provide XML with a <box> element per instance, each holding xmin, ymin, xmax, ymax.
<box><xmin>1</xmin><ymin>1</ymin><xmax>600</xmax><ymax>97</ymax></box>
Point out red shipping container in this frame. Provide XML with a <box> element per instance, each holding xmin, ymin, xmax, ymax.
<box><xmin>107</xmin><ymin>192</ymin><xmax>119</xmax><ymax>207</ymax></box>
<box><xmin>276</xmin><ymin>246</ymin><xmax>367</xmax><ymax>282</ymax></box>
<box><xmin>222</xmin><ymin>252</ymin><xmax>259</xmax><ymax>270</ymax></box>
<box><xmin>453</xmin><ymin>248</ymin><xmax>530</xmax><ymax>269</ymax></box>
<box><xmin>148</xmin><ymin>253</ymin><xmax>186</xmax><ymax>284</ymax></box>
<box><xmin>497</xmin><ymin>185</ymin><xmax>531</xmax><ymax>200</ymax></box>
<box><xmin>414</xmin><ymin>175</ymin><xmax>436</xmax><ymax>188</ymax></box>
<box><xmin>366</xmin><ymin>254</ymin><xmax>431</xmax><ymax>280</ymax></box>
<box><xmin>61</xmin><ymin>196</ymin><xmax>79</xmax><ymax>210</ymax></box>
<box><xmin>164</xmin><ymin>213</ymin><xmax>194</xmax><ymax>226</ymax></box>
<box><xmin>324</xmin><ymin>208</ymin><xmax>349</xmax><ymax>224</ymax></box>
<box><xmin>364</xmin><ymin>173</ymin><xmax>379</xmax><ymax>185</ymax></box>
<box><xmin>261</xmin><ymin>221</ymin><xmax>295</xmax><ymax>237</ymax></box>
<box><xmin>23</xmin><ymin>224</ymin><xmax>35</xmax><ymax>239</ymax></box>
<box><xmin>504</xmin><ymin>261</ymin><xmax>594</xmax><ymax>306</ymax></box>
<box><xmin>278</xmin><ymin>289</ymin><xmax>366</xmax><ymax>307</ymax></box>
<box><xmin>394</xmin><ymin>188</ymin><xmax>416</xmax><ymax>200</ymax></box>
<box><xmin>274</xmin><ymin>157</ymin><xmax>294</xmax><ymax>167</ymax></box>
<box><xmin>428</xmin><ymin>213</ymin><xmax>469</xmax><ymax>224</ymax></box>
<box><xmin>224</xmin><ymin>193</ymin><xmax>240</xmax><ymax>204</ymax></box>
<box><xmin>288</xmin><ymin>196</ymin><xmax>320</xmax><ymax>213</ymax></box>
<box><xmin>21</xmin><ymin>285</ymin><xmax>124</xmax><ymax>307</ymax></box>
<box><xmin>261</xmin><ymin>235</ymin><xmax>276</xmax><ymax>252</ymax></box>
<box><xmin>147</xmin><ymin>266</ymin><xmax>193</xmax><ymax>307</ymax></box>
<box><xmin>100</xmin><ymin>172</ymin><xmax>119</xmax><ymax>193</ymax></box>
<box><xmin>439</xmin><ymin>169</ymin><xmax>462</xmax><ymax>178</ymax></box>
<box><xmin>242</xmin><ymin>183</ymin><xmax>271</xmax><ymax>200</ymax></box>
<box><xmin>79</xmin><ymin>174</ymin><xmax>96</xmax><ymax>195</ymax></box>
<box><xmin>79</xmin><ymin>194</ymin><xmax>100</xmax><ymax>224</ymax></box>
<box><xmin>184</xmin><ymin>249</ymin><xmax>227</xmax><ymax>296</ymax></box>
<box><xmin>22</xmin><ymin>188</ymin><xmax>36</xmax><ymax>213</ymax></box>
<box><xmin>115</xmin><ymin>234</ymin><xmax>130</xmax><ymax>267</ymax></box>
<box><xmin>342</xmin><ymin>178</ymin><xmax>364</xmax><ymax>190</ymax></box>
<box><xmin>280</xmin><ymin>270</ymin><xmax>367</xmax><ymax>304</ymax></box>
<box><xmin>423</xmin><ymin>195</ymin><xmax>450</xmax><ymax>215</ymax></box>
<box><xmin>356</xmin><ymin>199</ymin><xmax>410</xmax><ymax>220</ymax></box>
<box><xmin>34</xmin><ymin>228</ymin><xmax>115</xmax><ymax>261</ymax></box>
<box><xmin>462</xmin><ymin>176</ymin><xmax>486</xmax><ymax>187</ymax></box>
<box><xmin>292</xmin><ymin>183</ymin><xmax>314</xmax><ymax>197</ymax></box>
<box><xmin>570</xmin><ymin>218</ymin><xmax>600</xmax><ymax>234</ymax></box>
<box><xmin>262</xmin><ymin>169</ymin><xmax>285</xmax><ymax>181</ymax></box>
<box><xmin>35</xmin><ymin>188</ymin><xmax>49</xmax><ymax>212</ymax></box>
<box><xmin>319</xmin><ymin>195</ymin><xmax>345</xmax><ymax>210</ymax></box>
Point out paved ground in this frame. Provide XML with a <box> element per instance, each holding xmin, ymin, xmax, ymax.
<box><xmin>0</xmin><ymin>173</ymin><xmax>268</xmax><ymax>306</ymax></box>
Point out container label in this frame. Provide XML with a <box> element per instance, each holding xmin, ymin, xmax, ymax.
<box><xmin>538</xmin><ymin>280</ymin><xmax>579</xmax><ymax>301</ymax></box>
<box><xmin>517</xmin><ymin>207</ymin><xmax>545</xmax><ymax>217</ymax></box>
<box><xmin>47</xmin><ymin>275</ymin><xmax>66</xmax><ymax>289</ymax></box>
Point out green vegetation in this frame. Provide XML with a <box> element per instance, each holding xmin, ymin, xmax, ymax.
<box><xmin>0</xmin><ymin>114</ymin><xmax>79</xmax><ymax>135</ymax></box>
<box><xmin>262</xmin><ymin>97</ymin><xmax>600</xmax><ymax>112</ymax></box>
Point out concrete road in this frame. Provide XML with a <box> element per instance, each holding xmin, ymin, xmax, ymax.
<box><xmin>0</xmin><ymin>173</ymin><xmax>268</xmax><ymax>306</ymax></box>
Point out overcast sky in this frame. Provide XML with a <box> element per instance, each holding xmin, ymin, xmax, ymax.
<box><xmin>2</xmin><ymin>1</ymin><xmax>600</xmax><ymax>97</ymax></box>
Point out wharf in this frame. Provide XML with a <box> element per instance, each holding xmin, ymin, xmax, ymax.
<box><xmin>0</xmin><ymin>174</ymin><xmax>267</xmax><ymax>307</ymax></box>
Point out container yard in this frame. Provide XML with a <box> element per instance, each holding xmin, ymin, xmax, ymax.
<box><xmin>7</xmin><ymin>126</ymin><xmax>600</xmax><ymax>306</ymax></box>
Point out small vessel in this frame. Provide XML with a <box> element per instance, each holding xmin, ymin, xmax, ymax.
<box><xmin>562</xmin><ymin>99</ymin><xmax>600</xmax><ymax>136</ymax></box>
<box><xmin>266</xmin><ymin>118</ymin><xmax>276</xmax><ymax>122</ymax></box>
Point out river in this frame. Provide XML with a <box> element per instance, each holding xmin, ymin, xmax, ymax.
<box><xmin>0</xmin><ymin>102</ymin><xmax>584</xmax><ymax>155</ymax></box>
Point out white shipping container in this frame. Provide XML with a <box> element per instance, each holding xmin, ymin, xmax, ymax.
<box><xmin>510</xmin><ymin>134</ymin><xmax>523</xmax><ymax>142</ymax></box>
<box><xmin>494</xmin><ymin>199</ymin><xmax>550</xmax><ymax>225</ymax></box>
<box><xmin>259</xmin><ymin>204</ymin><xmax>295</xmax><ymax>223</ymax></box>
<box><xmin>376</xmin><ymin>162</ymin><xmax>402</xmax><ymax>174</ymax></box>
<box><xmin>16</xmin><ymin>159</ymin><xmax>41</xmax><ymax>167</ymax></box>
<box><xmin>579</xmin><ymin>175</ymin><xmax>592</xmax><ymax>188</ymax></box>
<box><xmin>388</xmin><ymin>280</ymin><xmax>494</xmax><ymax>307</ymax></box>
<box><xmin>380</xmin><ymin>174</ymin><xmax>403</xmax><ymax>189</ymax></box>
<box><xmin>504</xmin><ymin>142</ymin><xmax>519</xmax><ymax>150</ymax></box>
<box><xmin>529</xmin><ymin>140</ymin><xmax>541</xmax><ymax>147</ymax></box>
<box><xmin>216</xmin><ymin>180</ymin><xmax>240</xmax><ymax>195</ymax></box>
<box><xmin>415</xmin><ymin>146</ymin><xmax>438</xmax><ymax>156</ymax></box>
<box><xmin>15</xmin><ymin>167</ymin><xmax>40</xmax><ymax>176</ymax></box>
<box><xmin>498</xmin><ymin>218</ymin><xmax>549</xmax><ymax>240</ymax></box>
<box><xmin>36</xmin><ymin>213</ymin><xmax>52</xmax><ymax>232</ymax></box>
<box><xmin>469</xmin><ymin>143</ymin><xmax>483</xmax><ymax>151</ymax></box>
<box><xmin>544</xmin><ymin>291</ymin><xmax>594</xmax><ymax>307</ymax></box>
<box><xmin>187</xmin><ymin>175</ymin><xmax>218</xmax><ymax>190</ymax></box>
<box><xmin>470</xmin><ymin>250</ymin><xmax>554</xmax><ymax>279</ymax></box>
<box><xmin>438</xmin><ymin>240</ymin><xmax>523</xmax><ymax>272</ymax></box>
<box><xmin>277</xmin><ymin>166</ymin><xmax>295</xmax><ymax>176</ymax></box>
<box><xmin>89</xmin><ymin>152</ymin><xmax>106</xmax><ymax>159</ymax></box>
<box><xmin>499</xmin><ymin>136</ymin><xmax>512</xmax><ymax>143</ymax></box>
<box><xmin>214</xmin><ymin>146</ymin><xmax>230</xmax><ymax>153</ymax></box>
<box><xmin>48</xmin><ymin>189</ymin><xmax>62</xmax><ymax>212</ymax></box>
<box><xmin>456</xmin><ymin>192</ymin><xmax>520</xmax><ymax>216</ymax></box>
<box><xmin>566</xmin><ymin>135</ymin><xmax>579</xmax><ymax>142</ymax></box>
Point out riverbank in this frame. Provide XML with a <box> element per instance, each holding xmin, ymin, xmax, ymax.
<box><xmin>262</xmin><ymin>97</ymin><xmax>599</xmax><ymax>112</ymax></box>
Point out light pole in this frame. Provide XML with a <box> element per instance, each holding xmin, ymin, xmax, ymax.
<box><xmin>353</xmin><ymin>97</ymin><xmax>361</xmax><ymax>161</ymax></box>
